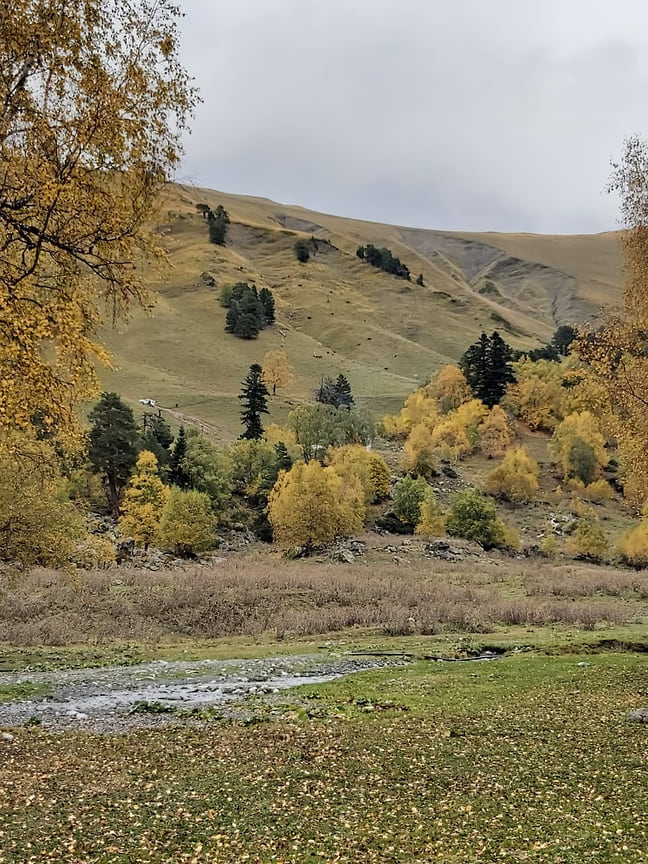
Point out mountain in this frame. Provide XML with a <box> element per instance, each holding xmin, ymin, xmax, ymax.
<box><xmin>99</xmin><ymin>184</ymin><xmax>623</xmax><ymax>441</ymax></box>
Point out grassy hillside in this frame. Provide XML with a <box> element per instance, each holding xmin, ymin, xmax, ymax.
<box><xmin>99</xmin><ymin>185</ymin><xmax>623</xmax><ymax>441</ymax></box>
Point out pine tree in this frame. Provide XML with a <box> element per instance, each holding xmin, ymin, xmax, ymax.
<box><xmin>259</xmin><ymin>286</ymin><xmax>275</xmax><ymax>324</ymax></box>
<box><xmin>169</xmin><ymin>426</ymin><xmax>191</xmax><ymax>488</ymax></box>
<box><xmin>239</xmin><ymin>364</ymin><xmax>270</xmax><ymax>440</ymax></box>
<box><xmin>334</xmin><ymin>374</ymin><xmax>354</xmax><ymax>409</ymax></box>
<box><xmin>88</xmin><ymin>392</ymin><xmax>140</xmax><ymax>517</ymax></box>
<box><xmin>208</xmin><ymin>204</ymin><xmax>229</xmax><ymax>245</ymax></box>
<box><xmin>460</xmin><ymin>332</ymin><xmax>515</xmax><ymax>407</ymax></box>
<box><xmin>275</xmin><ymin>441</ymin><xmax>293</xmax><ymax>472</ymax></box>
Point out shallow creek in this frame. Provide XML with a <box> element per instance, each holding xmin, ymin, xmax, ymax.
<box><xmin>0</xmin><ymin>653</ymin><xmax>409</xmax><ymax>732</ymax></box>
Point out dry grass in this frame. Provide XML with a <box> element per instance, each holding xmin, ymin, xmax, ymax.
<box><xmin>1</xmin><ymin>556</ymin><xmax>646</xmax><ymax>646</ymax></box>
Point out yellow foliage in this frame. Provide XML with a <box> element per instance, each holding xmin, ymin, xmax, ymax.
<box><xmin>327</xmin><ymin>446</ymin><xmax>390</xmax><ymax>504</ymax></box>
<box><xmin>484</xmin><ymin>447</ymin><xmax>540</xmax><ymax>504</ymax></box>
<box><xmin>504</xmin><ymin>358</ymin><xmax>565</xmax><ymax>431</ymax></box>
<box><xmin>415</xmin><ymin>490</ymin><xmax>446</xmax><ymax>536</ymax></box>
<box><xmin>402</xmin><ymin>422</ymin><xmax>438</xmax><ymax>476</ymax></box>
<box><xmin>262</xmin><ymin>350</ymin><xmax>293</xmax><ymax>395</ymax></box>
<box><xmin>268</xmin><ymin>461</ymin><xmax>365</xmax><ymax>548</ymax></box>
<box><xmin>0</xmin><ymin>1</ymin><xmax>196</xmax><ymax>441</ymax></box>
<box><xmin>0</xmin><ymin>434</ymin><xmax>86</xmax><ymax>566</ymax></box>
<box><xmin>382</xmin><ymin>388</ymin><xmax>438</xmax><ymax>439</ymax></box>
<box><xmin>548</xmin><ymin>411</ymin><xmax>607</xmax><ymax>483</ymax></box>
<box><xmin>480</xmin><ymin>405</ymin><xmax>512</xmax><ymax>458</ymax></box>
<box><xmin>565</xmin><ymin>520</ymin><xmax>607</xmax><ymax>560</ymax></box>
<box><xmin>428</xmin><ymin>365</ymin><xmax>471</xmax><ymax>414</ymax></box>
<box><xmin>367</xmin><ymin>453</ymin><xmax>392</xmax><ymax>501</ymax></box>
<box><xmin>617</xmin><ymin>517</ymin><xmax>648</xmax><ymax>567</ymax></box>
<box><xmin>157</xmin><ymin>489</ymin><xmax>217</xmax><ymax>557</ymax></box>
<box><xmin>567</xmin><ymin>477</ymin><xmax>614</xmax><ymax>503</ymax></box>
<box><xmin>118</xmin><ymin>451</ymin><xmax>170</xmax><ymax>548</ymax></box>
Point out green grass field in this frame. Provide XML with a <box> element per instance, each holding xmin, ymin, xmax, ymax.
<box><xmin>2</xmin><ymin>652</ymin><xmax>647</xmax><ymax>863</ymax></box>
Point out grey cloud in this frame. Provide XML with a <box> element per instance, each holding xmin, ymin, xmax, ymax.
<box><xmin>177</xmin><ymin>0</ymin><xmax>648</xmax><ymax>232</ymax></box>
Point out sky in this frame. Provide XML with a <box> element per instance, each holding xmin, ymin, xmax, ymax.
<box><xmin>177</xmin><ymin>0</ymin><xmax>648</xmax><ymax>234</ymax></box>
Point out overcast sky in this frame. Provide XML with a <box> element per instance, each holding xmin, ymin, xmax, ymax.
<box><xmin>178</xmin><ymin>0</ymin><xmax>648</xmax><ymax>234</ymax></box>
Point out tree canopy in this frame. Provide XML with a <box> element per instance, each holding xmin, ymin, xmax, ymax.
<box><xmin>0</xmin><ymin>0</ymin><xmax>196</xmax><ymax>441</ymax></box>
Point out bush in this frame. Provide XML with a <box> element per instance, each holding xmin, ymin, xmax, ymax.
<box><xmin>445</xmin><ymin>487</ymin><xmax>514</xmax><ymax>551</ymax></box>
<box><xmin>268</xmin><ymin>461</ymin><xmax>364</xmax><ymax>549</ymax></box>
<box><xmin>549</xmin><ymin>411</ymin><xmax>607</xmax><ymax>483</ymax></box>
<box><xmin>617</xmin><ymin>518</ymin><xmax>648</xmax><ymax>568</ymax></box>
<box><xmin>480</xmin><ymin>405</ymin><xmax>512</xmax><ymax>458</ymax></box>
<box><xmin>565</xmin><ymin>520</ymin><xmax>607</xmax><ymax>561</ymax></box>
<box><xmin>392</xmin><ymin>475</ymin><xmax>429</xmax><ymax>527</ymax></box>
<box><xmin>484</xmin><ymin>447</ymin><xmax>540</xmax><ymax>504</ymax></box>
<box><xmin>402</xmin><ymin>422</ymin><xmax>438</xmax><ymax>477</ymax></box>
<box><xmin>157</xmin><ymin>489</ymin><xmax>217</xmax><ymax>557</ymax></box>
<box><xmin>415</xmin><ymin>490</ymin><xmax>445</xmax><ymax>536</ymax></box>
<box><xmin>294</xmin><ymin>239</ymin><xmax>310</xmax><ymax>262</ymax></box>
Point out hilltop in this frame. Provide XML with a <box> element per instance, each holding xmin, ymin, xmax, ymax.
<box><xmin>99</xmin><ymin>184</ymin><xmax>623</xmax><ymax>441</ymax></box>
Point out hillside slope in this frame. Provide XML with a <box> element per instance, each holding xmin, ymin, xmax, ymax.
<box><xmin>99</xmin><ymin>185</ymin><xmax>623</xmax><ymax>441</ymax></box>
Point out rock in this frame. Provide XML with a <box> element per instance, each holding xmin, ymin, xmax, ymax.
<box><xmin>1</xmin><ymin>732</ymin><xmax>14</xmax><ymax>743</ymax></box>
<box><xmin>338</xmin><ymin>550</ymin><xmax>355</xmax><ymax>564</ymax></box>
<box><xmin>200</xmin><ymin>271</ymin><xmax>216</xmax><ymax>287</ymax></box>
<box><xmin>627</xmin><ymin>708</ymin><xmax>648</xmax><ymax>723</ymax></box>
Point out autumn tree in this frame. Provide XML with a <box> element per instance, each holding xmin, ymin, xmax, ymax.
<box><xmin>327</xmin><ymin>445</ymin><xmax>391</xmax><ymax>504</ymax></box>
<box><xmin>88</xmin><ymin>392</ymin><xmax>140</xmax><ymax>517</ymax></box>
<box><xmin>484</xmin><ymin>447</ymin><xmax>540</xmax><ymax>504</ymax></box>
<box><xmin>548</xmin><ymin>411</ymin><xmax>607</xmax><ymax>484</ymax></box>
<box><xmin>0</xmin><ymin>433</ymin><xmax>85</xmax><ymax>566</ymax></box>
<box><xmin>262</xmin><ymin>349</ymin><xmax>293</xmax><ymax>396</ymax></box>
<box><xmin>480</xmin><ymin>405</ymin><xmax>512</xmax><ymax>458</ymax></box>
<box><xmin>118</xmin><ymin>451</ymin><xmax>170</xmax><ymax>548</ymax></box>
<box><xmin>429</xmin><ymin>365</ymin><xmax>471</xmax><ymax>414</ymax></box>
<box><xmin>577</xmin><ymin>137</ymin><xmax>648</xmax><ymax>504</ymax></box>
<box><xmin>240</xmin><ymin>364</ymin><xmax>270</xmax><ymax>440</ymax></box>
<box><xmin>157</xmin><ymin>489</ymin><xmax>216</xmax><ymax>557</ymax></box>
<box><xmin>0</xmin><ymin>0</ymin><xmax>195</xmax><ymax>441</ymax></box>
<box><xmin>402</xmin><ymin>421</ymin><xmax>438</xmax><ymax>477</ymax></box>
<box><xmin>268</xmin><ymin>460</ymin><xmax>365</xmax><ymax>549</ymax></box>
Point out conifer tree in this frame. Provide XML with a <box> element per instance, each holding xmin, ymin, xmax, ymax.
<box><xmin>239</xmin><ymin>364</ymin><xmax>270</xmax><ymax>440</ymax></box>
<box><xmin>259</xmin><ymin>286</ymin><xmax>276</xmax><ymax>324</ymax></box>
<box><xmin>334</xmin><ymin>374</ymin><xmax>354</xmax><ymax>409</ymax></box>
<box><xmin>208</xmin><ymin>204</ymin><xmax>230</xmax><ymax>245</ymax></box>
<box><xmin>460</xmin><ymin>332</ymin><xmax>515</xmax><ymax>407</ymax></box>
<box><xmin>169</xmin><ymin>426</ymin><xmax>191</xmax><ymax>488</ymax></box>
<box><xmin>88</xmin><ymin>393</ymin><xmax>140</xmax><ymax>517</ymax></box>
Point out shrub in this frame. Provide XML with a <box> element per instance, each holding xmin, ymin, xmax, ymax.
<box><xmin>268</xmin><ymin>461</ymin><xmax>364</xmax><ymax>548</ymax></box>
<box><xmin>565</xmin><ymin>520</ymin><xmax>607</xmax><ymax>561</ymax></box>
<box><xmin>157</xmin><ymin>489</ymin><xmax>217</xmax><ymax>557</ymax></box>
<box><xmin>484</xmin><ymin>447</ymin><xmax>540</xmax><ymax>504</ymax></box>
<box><xmin>549</xmin><ymin>411</ymin><xmax>607</xmax><ymax>483</ymax></box>
<box><xmin>402</xmin><ymin>422</ymin><xmax>438</xmax><ymax>477</ymax></box>
<box><xmin>294</xmin><ymin>239</ymin><xmax>310</xmax><ymax>262</ymax></box>
<box><xmin>445</xmin><ymin>487</ymin><xmax>514</xmax><ymax>551</ymax></box>
<box><xmin>617</xmin><ymin>517</ymin><xmax>648</xmax><ymax>568</ymax></box>
<box><xmin>480</xmin><ymin>405</ymin><xmax>512</xmax><ymax>458</ymax></box>
<box><xmin>392</xmin><ymin>475</ymin><xmax>429</xmax><ymax>527</ymax></box>
<box><xmin>415</xmin><ymin>489</ymin><xmax>445</xmax><ymax>536</ymax></box>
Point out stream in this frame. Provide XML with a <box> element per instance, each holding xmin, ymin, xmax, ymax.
<box><xmin>0</xmin><ymin>653</ymin><xmax>409</xmax><ymax>733</ymax></box>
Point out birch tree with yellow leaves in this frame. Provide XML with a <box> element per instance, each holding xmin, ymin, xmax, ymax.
<box><xmin>0</xmin><ymin>1</ymin><xmax>196</xmax><ymax>442</ymax></box>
